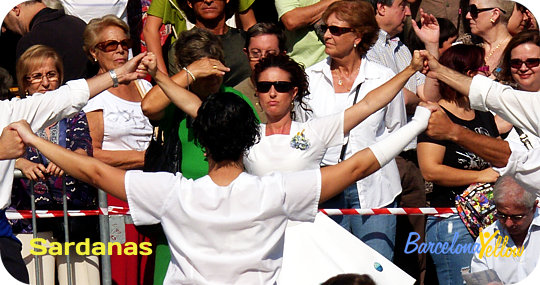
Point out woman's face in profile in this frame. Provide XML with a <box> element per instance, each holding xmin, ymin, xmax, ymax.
<box><xmin>322</xmin><ymin>13</ymin><xmax>359</xmax><ymax>59</ymax></box>
<box><xmin>25</xmin><ymin>57</ymin><xmax>60</xmax><ymax>95</ymax></box>
<box><xmin>510</xmin><ymin>42</ymin><xmax>540</xmax><ymax>92</ymax></box>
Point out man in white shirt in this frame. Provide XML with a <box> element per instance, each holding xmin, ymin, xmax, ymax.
<box><xmin>471</xmin><ymin>175</ymin><xmax>540</xmax><ymax>284</ymax></box>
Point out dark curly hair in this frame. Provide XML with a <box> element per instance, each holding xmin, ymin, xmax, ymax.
<box><xmin>193</xmin><ymin>92</ymin><xmax>260</xmax><ymax>162</ymax></box>
<box><xmin>252</xmin><ymin>54</ymin><xmax>311</xmax><ymax>120</ymax></box>
<box><xmin>497</xmin><ymin>30</ymin><xmax>540</xmax><ymax>87</ymax></box>
<box><xmin>439</xmin><ymin>44</ymin><xmax>485</xmax><ymax>104</ymax></box>
<box><xmin>322</xmin><ymin>0</ymin><xmax>379</xmax><ymax>58</ymax></box>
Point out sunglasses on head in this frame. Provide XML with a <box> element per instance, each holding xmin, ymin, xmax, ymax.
<box><xmin>95</xmin><ymin>39</ymin><xmax>131</xmax><ymax>52</ymax></box>
<box><xmin>468</xmin><ymin>4</ymin><xmax>506</xmax><ymax>18</ymax></box>
<box><xmin>320</xmin><ymin>25</ymin><xmax>354</xmax><ymax>36</ymax></box>
<box><xmin>510</xmin><ymin>58</ymin><xmax>540</xmax><ymax>69</ymax></box>
<box><xmin>256</xmin><ymin>81</ymin><xmax>294</xmax><ymax>93</ymax></box>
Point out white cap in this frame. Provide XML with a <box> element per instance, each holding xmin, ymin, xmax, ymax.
<box><xmin>0</xmin><ymin>0</ymin><xmax>28</xmax><ymax>35</ymax></box>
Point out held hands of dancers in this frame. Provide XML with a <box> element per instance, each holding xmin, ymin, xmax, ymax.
<box><xmin>113</xmin><ymin>52</ymin><xmax>152</xmax><ymax>84</ymax></box>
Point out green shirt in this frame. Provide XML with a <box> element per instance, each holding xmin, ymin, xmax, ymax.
<box><xmin>147</xmin><ymin>0</ymin><xmax>187</xmax><ymax>43</ymax></box>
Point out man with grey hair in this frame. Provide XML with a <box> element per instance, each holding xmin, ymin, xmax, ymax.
<box><xmin>471</xmin><ymin>175</ymin><xmax>540</xmax><ymax>284</ymax></box>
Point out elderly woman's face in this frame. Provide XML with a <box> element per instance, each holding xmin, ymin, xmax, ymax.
<box><xmin>91</xmin><ymin>25</ymin><xmax>129</xmax><ymax>72</ymax></box>
<box><xmin>466</xmin><ymin>0</ymin><xmax>500</xmax><ymax>36</ymax></box>
<box><xmin>25</xmin><ymin>57</ymin><xmax>60</xmax><ymax>95</ymax></box>
<box><xmin>510</xmin><ymin>42</ymin><xmax>540</xmax><ymax>92</ymax></box>
<box><xmin>323</xmin><ymin>13</ymin><xmax>360</xmax><ymax>59</ymax></box>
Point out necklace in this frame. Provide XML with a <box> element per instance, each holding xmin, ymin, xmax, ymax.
<box><xmin>485</xmin><ymin>36</ymin><xmax>511</xmax><ymax>63</ymax></box>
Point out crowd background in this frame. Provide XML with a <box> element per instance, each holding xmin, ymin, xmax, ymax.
<box><xmin>0</xmin><ymin>0</ymin><xmax>539</xmax><ymax>285</ymax></box>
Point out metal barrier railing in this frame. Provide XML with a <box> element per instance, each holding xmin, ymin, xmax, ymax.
<box><xmin>11</xmin><ymin>170</ymin><xmax>112</xmax><ymax>285</ymax></box>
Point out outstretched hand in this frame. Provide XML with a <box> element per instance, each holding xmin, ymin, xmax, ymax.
<box><xmin>419</xmin><ymin>50</ymin><xmax>441</xmax><ymax>79</ymax></box>
<box><xmin>423</xmin><ymin>103</ymin><xmax>460</xmax><ymax>141</ymax></box>
<box><xmin>116</xmin><ymin>52</ymin><xmax>149</xmax><ymax>84</ymax></box>
<box><xmin>412</xmin><ymin>8</ymin><xmax>439</xmax><ymax>46</ymax></box>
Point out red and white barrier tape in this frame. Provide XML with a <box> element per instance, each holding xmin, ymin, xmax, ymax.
<box><xmin>7</xmin><ymin>207</ymin><xmax>457</xmax><ymax>220</ymax></box>
<box><xmin>319</xmin><ymin>207</ymin><xmax>457</xmax><ymax>216</ymax></box>
<box><xmin>6</xmin><ymin>206</ymin><xmax>130</xmax><ymax>220</ymax></box>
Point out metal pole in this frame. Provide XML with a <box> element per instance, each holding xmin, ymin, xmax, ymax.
<box><xmin>30</xmin><ymin>180</ymin><xmax>42</xmax><ymax>285</ymax></box>
<box><xmin>61</xmin><ymin>176</ymin><xmax>72</xmax><ymax>285</ymax></box>
<box><xmin>98</xmin><ymin>189</ymin><xmax>112</xmax><ymax>285</ymax></box>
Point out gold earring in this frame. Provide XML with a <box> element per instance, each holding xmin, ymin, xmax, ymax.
<box><xmin>490</xmin><ymin>18</ymin><xmax>495</xmax><ymax>23</ymax></box>
<box><xmin>255</xmin><ymin>101</ymin><xmax>264</xmax><ymax>112</ymax></box>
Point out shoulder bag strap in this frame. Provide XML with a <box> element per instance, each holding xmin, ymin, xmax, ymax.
<box><xmin>339</xmin><ymin>83</ymin><xmax>362</xmax><ymax>162</ymax></box>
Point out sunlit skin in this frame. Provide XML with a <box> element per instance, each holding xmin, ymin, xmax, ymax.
<box><xmin>510</xmin><ymin>43</ymin><xmax>540</xmax><ymax>92</ymax></box>
<box><xmin>439</xmin><ymin>35</ymin><xmax>457</xmax><ymax>55</ymax></box>
<box><xmin>90</xmin><ymin>26</ymin><xmax>129</xmax><ymax>74</ymax></box>
<box><xmin>256</xmin><ymin>67</ymin><xmax>297</xmax><ymax>131</ymax></box>
<box><xmin>466</xmin><ymin>0</ymin><xmax>496</xmax><ymax>37</ymax></box>
<box><xmin>25</xmin><ymin>58</ymin><xmax>60</xmax><ymax>94</ymax></box>
<box><xmin>323</xmin><ymin>14</ymin><xmax>360</xmax><ymax>60</ymax></box>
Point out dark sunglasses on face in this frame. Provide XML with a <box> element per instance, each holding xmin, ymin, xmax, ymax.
<box><xmin>510</xmin><ymin>58</ymin><xmax>540</xmax><ymax>69</ymax></box>
<box><xmin>95</xmin><ymin>39</ymin><xmax>131</xmax><ymax>52</ymax></box>
<box><xmin>320</xmin><ymin>25</ymin><xmax>354</xmax><ymax>36</ymax></box>
<box><xmin>256</xmin><ymin>81</ymin><xmax>294</xmax><ymax>93</ymax></box>
<box><xmin>468</xmin><ymin>4</ymin><xmax>506</xmax><ymax>18</ymax></box>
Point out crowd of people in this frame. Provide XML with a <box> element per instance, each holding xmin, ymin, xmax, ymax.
<box><xmin>0</xmin><ymin>0</ymin><xmax>540</xmax><ymax>285</ymax></box>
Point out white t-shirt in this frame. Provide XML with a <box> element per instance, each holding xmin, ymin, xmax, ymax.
<box><xmin>125</xmin><ymin>169</ymin><xmax>320</xmax><ymax>284</ymax></box>
<box><xmin>244</xmin><ymin>112</ymin><xmax>344</xmax><ymax>176</ymax></box>
<box><xmin>83</xmin><ymin>80</ymin><xmax>152</xmax><ymax>151</ymax></box>
<box><xmin>59</xmin><ymin>0</ymin><xmax>128</xmax><ymax>23</ymax></box>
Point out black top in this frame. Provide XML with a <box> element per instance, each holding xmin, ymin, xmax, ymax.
<box><xmin>16</xmin><ymin>8</ymin><xmax>90</xmax><ymax>82</ymax></box>
<box><xmin>218</xmin><ymin>27</ymin><xmax>251</xmax><ymax>87</ymax></box>
<box><xmin>418</xmin><ymin>106</ymin><xmax>499</xmax><ymax>207</ymax></box>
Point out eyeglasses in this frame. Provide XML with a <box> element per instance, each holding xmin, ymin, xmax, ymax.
<box><xmin>95</xmin><ymin>39</ymin><xmax>131</xmax><ymax>52</ymax></box>
<box><xmin>494</xmin><ymin>211</ymin><xmax>529</xmax><ymax>222</ymax></box>
<box><xmin>256</xmin><ymin>81</ymin><xmax>294</xmax><ymax>93</ymax></box>
<box><xmin>25</xmin><ymin>71</ymin><xmax>59</xmax><ymax>84</ymax></box>
<box><xmin>510</xmin><ymin>58</ymin><xmax>540</xmax><ymax>69</ymax></box>
<box><xmin>320</xmin><ymin>25</ymin><xmax>354</xmax><ymax>36</ymax></box>
<box><xmin>468</xmin><ymin>4</ymin><xmax>506</xmax><ymax>19</ymax></box>
<box><xmin>248</xmin><ymin>49</ymin><xmax>279</xmax><ymax>61</ymax></box>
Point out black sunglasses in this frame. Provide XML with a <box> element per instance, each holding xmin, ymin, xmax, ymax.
<box><xmin>468</xmin><ymin>4</ymin><xmax>506</xmax><ymax>19</ymax></box>
<box><xmin>320</xmin><ymin>25</ymin><xmax>354</xmax><ymax>36</ymax></box>
<box><xmin>256</xmin><ymin>81</ymin><xmax>294</xmax><ymax>93</ymax></box>
<box><xmin>510</xmin><ymin>58</ymin><xmax>540</xmax><ymax>69</ymax></box>
<box><xmin>95</xmin><ymin>39</ymin><xmax>131</xmax><ymax>52</ymax></box>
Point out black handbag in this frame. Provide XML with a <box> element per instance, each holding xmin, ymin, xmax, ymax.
<box><xmin>143</xmin><ymin>108</ymin><xmax>184</xmax><ymax>173</ymax></box>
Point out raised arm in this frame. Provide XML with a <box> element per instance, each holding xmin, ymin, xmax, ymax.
<box><xmin>278</xmin><ymin>0</ymin><xmax>338</xmax><ymax>31</ymax></box>
<box><xmin>142</xmin><ymin>15</ymin><xmax>169</xmax><ymax>74</ymax></box>
<box><xmin>141</xmin><ymin>54</ymin><xmax>228</xmax><ymax>120</ymax></box>
<box><xmin>320</xmin><ymin>104</ymin><xmax>433</xmax><ymax>202</ymax></box>
<box><xmin>343</xmin><ymin>50</ymin><xmax>425</xmax><ymax>134</ymax></box>
<box><xmin>412</xmin><ymin>10</ymin><xmax>441</xmax><ymax>102</ymax></box>
<box><xmin>9</xmin><ymin>121</ymin><xmax>127</xmax><ymax>201</ymax></box>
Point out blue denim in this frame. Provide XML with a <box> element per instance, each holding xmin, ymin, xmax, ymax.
<box><xmin>426</xmin><ymin>215</ymin><xmax>474</xmax><ymax>285</ymax></box>
<box><xmin>323</xmin><ymin>183</ymin><xmax>396</xmax><ymax>261</ymax></box>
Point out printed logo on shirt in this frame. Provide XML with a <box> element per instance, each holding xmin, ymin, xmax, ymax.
<box><xmin>404</xmin><ymin>231</ymin><xmax>524</xmax><ymax>258</ymax></box>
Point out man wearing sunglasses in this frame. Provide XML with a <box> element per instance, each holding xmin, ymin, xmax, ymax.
<box><xmin>1</xmin><ymin>0</ymin><xmax>90</xmax><ymax>82</ymax></box>
<box><xmin>471</xmin><ymin>175</ymin><xmax>540</xmax><ymax>284</ymax></box>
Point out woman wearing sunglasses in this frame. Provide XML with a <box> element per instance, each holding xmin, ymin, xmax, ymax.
<box><xmin>466</xmin><ymin>0</ymin><xmax>514</xmax><ymax>76</ymax></box>
<box><xmin>81</xmin><ymin>15</ymin><xmax>154</xmax><ymax>285</ymax></box>
<box><xmin>297</xmin><ymin>0</ymin><xmax>406</xmax><ymax>261</ymax></box>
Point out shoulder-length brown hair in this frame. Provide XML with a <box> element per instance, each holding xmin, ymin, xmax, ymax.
<box><xmin>322</xmin><ymin>0</ymin><xmax>379</xmax><ymax>58</ymax></box>
<box><xmin>497</xmin><ymin>30</ymin><xmax>540</xmax><ymax>86</ymax></box>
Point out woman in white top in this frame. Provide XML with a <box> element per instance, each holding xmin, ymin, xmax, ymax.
<box><xmin>80</xmin><ymin>15</ymin><xmax>153</xmax><ymax>284</ymax></box>
<box><xmin>8</xmin><ymin>80</ymin><xmax>434</xmax><ymax>284</ymax></box>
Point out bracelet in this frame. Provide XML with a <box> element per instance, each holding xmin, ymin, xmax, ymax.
<box><xmin>109</xmin><ymin>69</ymin><xmax>119</xmax><ymax>88</ymax></box>
<box><xmin>183</xmin><ymin>67</ymin><xmax>196</xmax><ymax>84</ymax></box>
